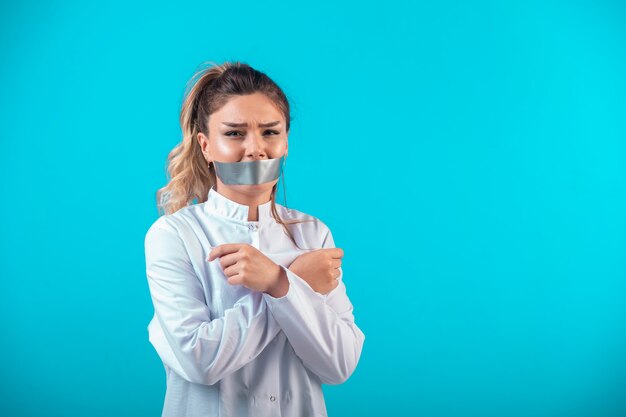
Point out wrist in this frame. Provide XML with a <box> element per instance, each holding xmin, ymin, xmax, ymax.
<box><xmin>265</xmin><ymin>264</ymin><xmax>289</xmax><ymax>298</ymax></box>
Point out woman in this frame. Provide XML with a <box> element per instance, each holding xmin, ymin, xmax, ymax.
<box><xmin>144</xmin><ymin>61</ymin><xmax>365</xmax><ymax>417</ymax></box>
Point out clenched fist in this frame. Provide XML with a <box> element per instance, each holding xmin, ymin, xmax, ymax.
<box><xmin>288</xmin><ymin>248</ymin><xmax>344</xmax><ymax>295</ymax></box>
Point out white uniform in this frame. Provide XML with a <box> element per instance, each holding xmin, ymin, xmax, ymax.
<box><xmin>144</xmin><ymin>185</ymin><xmax>365</xmax><ymax>417</ymax></box>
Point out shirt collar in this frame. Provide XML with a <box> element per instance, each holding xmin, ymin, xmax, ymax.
<box><xmin>204</xmin><ymin>185</ymin><xmax>272</xmax><ymax>222</ymax></box>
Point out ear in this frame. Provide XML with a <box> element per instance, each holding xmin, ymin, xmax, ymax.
<box><xmin>197</xmin><ymin>132</ymin><xmax>213</xmax><ymax>161</ymax></box>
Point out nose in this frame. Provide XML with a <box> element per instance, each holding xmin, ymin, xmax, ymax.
<box><xmin>244</xmin><ymin>131</ymin><xmax>267</xmax><ymax>160</ymax></box>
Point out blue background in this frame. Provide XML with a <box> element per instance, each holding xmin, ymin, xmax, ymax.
<box><xmin>1</xmin><ymin>0</ymin><xmax>625</xmax><ymax>416</ymax></box>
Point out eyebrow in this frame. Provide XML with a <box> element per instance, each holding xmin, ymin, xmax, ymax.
<box><xmin>221</xmin><ymin>121</ymin><xmax>281</xmax><ymax>128</ymax></box>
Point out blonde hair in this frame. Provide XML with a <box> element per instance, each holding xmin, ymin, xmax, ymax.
<box><xmin>155</xmin><ymin>60</ymin><xmax>314</xmax><ymax>248</ymax></box>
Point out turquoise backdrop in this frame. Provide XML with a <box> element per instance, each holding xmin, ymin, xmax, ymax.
<box><xmin>1</xmin><ymin>1</ymin><xmax>625</xmax><ymax>416</ymax></box>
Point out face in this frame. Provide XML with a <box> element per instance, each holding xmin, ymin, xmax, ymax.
<box><xmin>197</xmin><ymin>92</ymin><xmax>289</xmax><ymax>202</ymax></box>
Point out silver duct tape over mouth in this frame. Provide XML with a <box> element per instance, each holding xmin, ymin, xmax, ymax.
<box><xmin>213</xmin><ymin>155</ymin><xmax>285</xmax><ymax>185</ymax></box>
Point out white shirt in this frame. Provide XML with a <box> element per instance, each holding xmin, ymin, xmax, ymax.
<box><xmin>144</xmin><ymin>185</ymin><xmax>365</xmax><ymax>417</ymax></box>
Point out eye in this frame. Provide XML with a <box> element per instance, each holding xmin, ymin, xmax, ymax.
<box><xmin>225</xmin><ymin>130</ymin><xmax>244</xmax><ymax>137</ymax></box>
<box><xmin>264</xmin><ymin>130</ymin><xmax>280</xmax><ymax>136</ymax></box>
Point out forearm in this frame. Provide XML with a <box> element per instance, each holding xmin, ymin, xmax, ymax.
<box><xmin>146</xmin><ymin>222</ymin><xmax>282</xmax><ymax>386</ymax></box>
<box><xmin>262</xmin><ymin>265</ymin><xmax>365</xmax><ymax>385</ymax></box>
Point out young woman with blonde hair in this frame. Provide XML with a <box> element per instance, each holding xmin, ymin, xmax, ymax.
<box><xmin>144</xmin><ymin>61</ymin><xmax>365</xmax><ymax>417</ymax></box>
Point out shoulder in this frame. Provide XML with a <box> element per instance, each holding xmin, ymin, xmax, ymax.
<box><xmin>144</xmin><ymin>204</ymin><xmax>204</xmax><ymax>244</ymax></box>
<box><xmin>144</xmin><ymin>215</ymin><xmax>179</xmax><ymax>250</ymax></box>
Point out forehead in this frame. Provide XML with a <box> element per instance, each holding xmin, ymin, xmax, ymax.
<box><xmin>209</xmin><ymin>93</ymin><xmax>284</xmax><ymax>124</ymax></box>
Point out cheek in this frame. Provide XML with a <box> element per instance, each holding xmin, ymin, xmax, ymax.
<box><xmin>268</xmin><ymin>140</ymin><xmax>288</xmax><ymax>156</ymax></box>
<box><xmin>212</xmin><ymin>138</ymin><xmax>243</xmax><ymax>160</ymax></box>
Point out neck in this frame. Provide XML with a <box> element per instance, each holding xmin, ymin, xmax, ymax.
<box><xmin>215</xmin><ymin>184</ymin><xmax>271</xmax><ymax>222</ymax></box>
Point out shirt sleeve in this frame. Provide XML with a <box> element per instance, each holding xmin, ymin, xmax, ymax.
<box><xmin>145</xmin><ymin>218</ymin><xmax>281</xmax><ymax>386</ymax></box>
<box><xmin>261</xmin><ymin>222</ymin><xmax>365</xmax><ymax>385</ymax></box>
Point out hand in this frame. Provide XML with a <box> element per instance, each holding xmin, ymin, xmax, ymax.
<box><xmin>207</xmin><ymin>243</ymin><xmax>287</xmax><ymax>296</ymax></box>
<box><xmin>288</xmin><ymin>248</ymin><xmax>344</xmax><ymax>295</ymax></box>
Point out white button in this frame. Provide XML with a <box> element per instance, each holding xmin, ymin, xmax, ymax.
<box><xmin>248</xmin><ymin>223</ymin><xmax>257</xmax><ymax>231</ymax></box>
<box><xmin>269</xmin><ymin>395</ymin><xmax>276</xmax><ymax>402</ymax></box>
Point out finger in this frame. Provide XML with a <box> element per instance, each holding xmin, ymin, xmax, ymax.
<box><xmin>219</xmin><ymin>252</ymin><xmax>242</xmax><ymax>270</ymax></box>
<box><xmin>331</xmin><ymin>258</ymin><xmax>342</xmax><ymax>268</ymax></box>
<box><xmin>223</xmin><ymin>262</ymin><xmax>240</xmax><ymax>277</ymax></box>
<box><xmin>227</xmin><ymin>274</ymin><xmax>244</xmax><ymax>286</ymax></box>
<box><xmin>333</xmin><ymin>268</ymin><xmax>341</xmax><ymax>280</ymax></box>
<box><xmin>207</xmin><ymin>243</ymin><xmax>243</xmax><ymax>262</ymax></box>
<box><xmin>326</xmin><ymin>247</ymin><xmax>344</xmax><ymax>258</ymax></box>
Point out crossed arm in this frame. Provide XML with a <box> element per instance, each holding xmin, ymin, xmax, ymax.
<box><xmin>145</xmin><ymin>219</ymin><xmax>365</xmax><ymax>386</ymax></box>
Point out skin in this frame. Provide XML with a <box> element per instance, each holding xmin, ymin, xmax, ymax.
<box><xmin>198</xmin><ymin>93</ymin><xmax>343</xmax><ymax>298</ymax></box>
